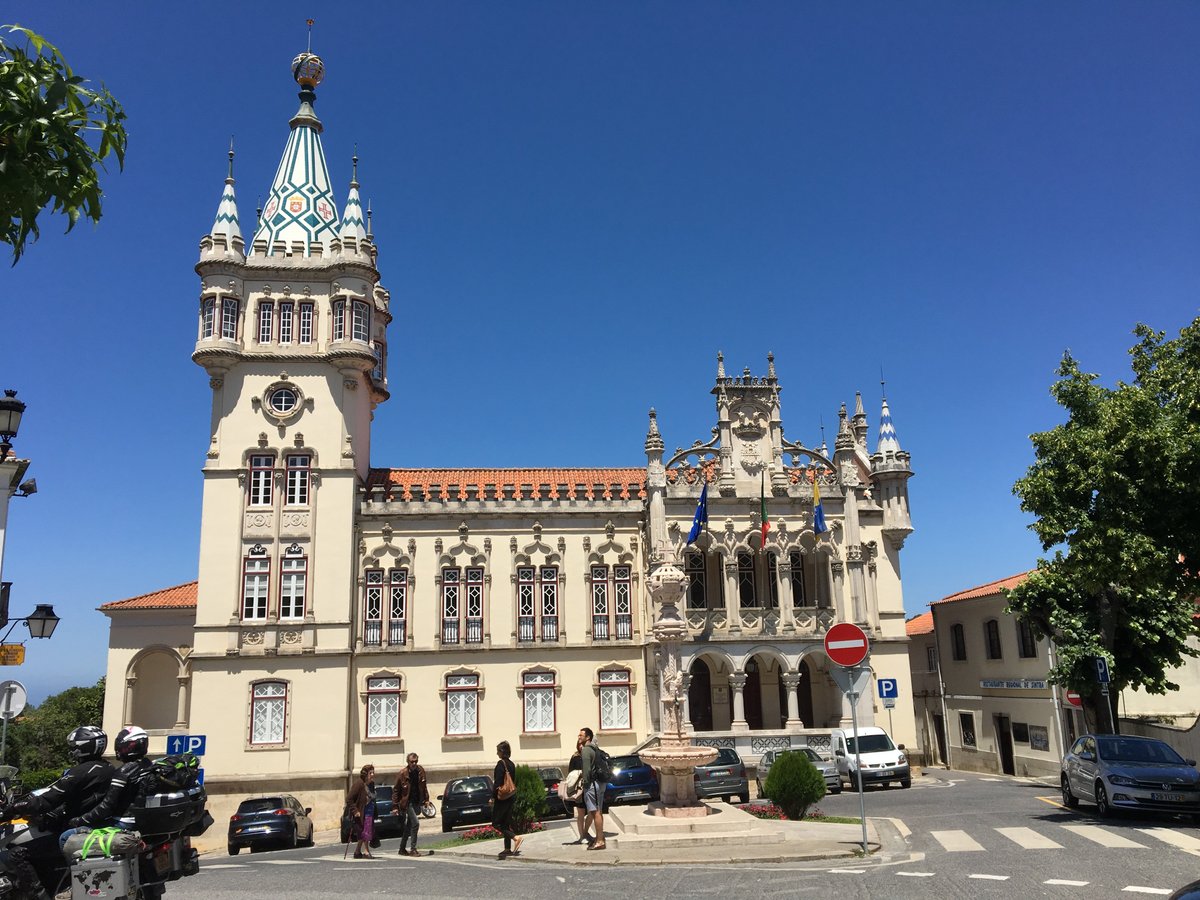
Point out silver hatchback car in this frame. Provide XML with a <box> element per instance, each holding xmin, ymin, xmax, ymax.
<box><xmin>757</xmin><ymin>747</ymin><xmax>841</xmax><ymax>796</ymax></box>
<box><xmin>1061</xmin><ymin>734</ymin><xmax>1200</xmax><ymax>821</ymax></box>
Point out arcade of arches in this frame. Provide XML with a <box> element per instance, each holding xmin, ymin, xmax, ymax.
<box><xmin>686</xmin><ymin>651</ymin><xmax>840</xmax><ymax>732</ymax></box>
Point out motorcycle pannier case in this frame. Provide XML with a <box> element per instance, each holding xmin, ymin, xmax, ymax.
<box><xmin>131</xmin><ymin>784</ymin><xmax>207</xmax><ymax>835</ymax></box>
<box><xmin>69</xmin><ymin>855</ymin><xmax>139</xmax><ymax>900</ymax></box>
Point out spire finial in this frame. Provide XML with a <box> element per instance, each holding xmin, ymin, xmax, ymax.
<box><xmin>767</xmin><ymin>351</ymin><xmax>776</xmax><ymax>380</ymax></box>
<box><xmin>366</xmin><ymin>200</ymin><xmax>373</xmax><ymax>237</ymax></box>
<box><xmin>819</xmin><ymin>415</ymin><xmax>826</xmax><ymax>449</ymax></box>
<box><xmin>306</xmin><ymin>17</ymin><xmax>314</xmax><ymax>53</ymax></box>
<box><xmin>227</xmin><ymin>137</ymin><xmax>235</xmax><ymax>181</ymax></box>
<box><xmin>880</xmin><ymin>365</ymin><xmax>887</xmax><ymax>401</ymax></box>
<box><xmin>351</xmin><ymin>146</ymin><xmax>359</xmax><ymax>187</ymax></box>
<box><xmin>716</xmin><ymin>351</ymin><xmax>726</xmax><ymax>379</ymax></box>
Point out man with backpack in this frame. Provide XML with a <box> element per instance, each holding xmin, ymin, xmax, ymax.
<box><xmin>577</xmin><ymin>727</ymin><xmax>609</xmax><ymax>851</ymax></box>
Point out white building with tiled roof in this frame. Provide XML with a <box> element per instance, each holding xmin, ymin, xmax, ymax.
<box><xmin>100</xmin><ymin>47</ymin><xmax>919</xmax><ymax>843</ymax></box>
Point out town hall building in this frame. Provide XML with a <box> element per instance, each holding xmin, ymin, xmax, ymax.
<box><xmin>100</xmin><ymin>49</ymin><xmax>918</xmax><ymax>836</ymax></box>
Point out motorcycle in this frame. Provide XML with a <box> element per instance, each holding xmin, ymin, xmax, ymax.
<box><xmin>0</xmin><ymin>763</ymin><xmax>211</xmax><ymax>900</ymax></box>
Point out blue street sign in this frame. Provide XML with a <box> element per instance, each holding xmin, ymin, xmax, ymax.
<box><xmin>877</xmin><ymin>678</ymin><xmax>899</xmax><ymax>700</ymax></box>
<box><xmin>196</xmin><ymin>768</ymin><xmax>204</xmax><ymax>786</ymax></box>
<box><xmin>166</xmin><ymin>734</ymin><xmax>207</xmax><ymax>756</ymax></box>
<box><xmin>1095</xmin><ymin>658</ymin><xmax>1111</xmax><ymax>685</ymax></box>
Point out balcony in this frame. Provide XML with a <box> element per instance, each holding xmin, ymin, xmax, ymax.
<box><xmin>683</xmin><ymin>607</ymin><xmax>836</xmax><ymax>638</ymax></box>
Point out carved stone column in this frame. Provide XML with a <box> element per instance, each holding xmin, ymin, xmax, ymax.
<box><xmin>123</xmin><ymin>677</ymin><xmax>137</xmax><ymax>729</ymax></box>
<box><xmin>175</xmin><ymin>676</ymin><xmax>190</xmax><ymax>729</ymax></box>
<box><xmin>724</xmin><ymin>557</ymin><xmax>740</xmax><ymax>633</ymax></box>
<box><xmin>729</xmin><ymin>672</ymin><xmax>748</xmax><ymax>732</ymax></box>
<box><xmin>680</xmin><ymin>673</ymin><xmax>693</xmax><ymax>733</ymax></box>
<box><xmin>781</xmin><ymin>673</ymin><xmax>802</xmax><ymax>728</ymax></box>
<box><xmin>777</xmin><ymin>562</ymin><xmax>796</xmax><ymax>633</ymax></box>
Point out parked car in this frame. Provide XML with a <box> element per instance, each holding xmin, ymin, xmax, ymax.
<box><xmin>1170</xmin><ymin>878</ymin><xmax>1200</xmax><ymax>900</ymax></box>
<box><xmin>604</xmin><ymin>754</ymin><xmax>659</xmax><ymax>807</ymax></box>
<box><xmin>1061</xmin><ymin>734</ymin><xmax>1200</xmax><ymax>821</ymax></box>
<box><xmin>439</xmin><ymin>775</ymin><xmax>494</xmax><ymax>832</ymax></box>
<box><xmin>757</xmin><ymin>747</ymin><xmax>841</xmax><ymax>796</ymax></box>
<box><xmin>831</xmin><ymin>726</ymin><xmax>911</xmax><ymax>789</ymax></box>
<box><xmin>538</xmin><ymin>766</ymin><xmax>569</xmax><ymax>817</ymax></box>
<box><xmin>694</xmin><ymin>748</ymin><xmax>750</xmax><ymax>804</ymax></box>
<box><xmin>228</xmin><ymin>795</ymin><xmax>314</xmax><ymax>855</ymax></box>
<box><xmin>372</xmin><ymin>784</ymin><xmax>403</xmax><ymax>837</ymax></box>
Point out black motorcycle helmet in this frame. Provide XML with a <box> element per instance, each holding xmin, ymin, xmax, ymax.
<box><xmin>114</xmin><ymin>726</ymin><xmax>149</xmax><ymax>762</ymax></box>
<box><xmin>67</xmin><ymin>725</ymin><xmax>108</xmax><ymax>762</ymax></box>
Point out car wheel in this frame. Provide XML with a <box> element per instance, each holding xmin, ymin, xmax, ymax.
<box><xmin>227</xmin><ymin>844</ymin><xmax>239</xmax><ymax>856</ymax></box>
<box><xmin>1095</xmin><ymin>782</ymin><xmax>1112</xmax><ymax>817</ymax></box>
<box><xmin>831</xmin><ymin>784</ymin><xmax>842</xmax><ymax>794</ymax></box>
<box><xmin>1060</xmin><ymin>775</ymin><xmax>1079</xmax><ymax>809</ymax></box>
<box><xmin>288</xmin><ymin>826</ymin><xmax>298</xmax><ymax>849</ymax></box>
<box><xmin>442</xmin><ymin>818</ymin><xmax>453</xmax><ymax>833</ymax></box>
<box><xmin>900</xmin><ymin>777</ymin><xmax>911</xmax><ymax>789</ymax></box>
<box><xmin>738</xmin><ymin>793</ymin><xmax>749</xmax><ymax>805</ymax></box>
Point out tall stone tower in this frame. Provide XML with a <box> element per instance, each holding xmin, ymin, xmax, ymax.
<box><xmin>189</xmin><ymin>49</ymin><xmax>391</xmax><ymax>781</ymax></box>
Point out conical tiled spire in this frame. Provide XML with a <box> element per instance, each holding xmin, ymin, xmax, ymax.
<box><xmin>251</xmin><ymin>51</ymin><xmax>339</xmax><ymax>256</ymax></box>
<box><xmin>209</xmin><ymin>142</ymin><xmax>244</xmax><ymax>254</ymax></box>
<box><xmin>339</xmin><ymin>153</ymin><xmax>367</xmax><ymax>242</ymax></box>
<box><xmin>877</xmin><ymin>397</ymin><xmax>902</xmax><ymax>455</ymax></box>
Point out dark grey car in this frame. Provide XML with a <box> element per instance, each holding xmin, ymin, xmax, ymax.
<box><xmin>228</xmin><ymin>795</ymin><xmax>314</xmax><ymax>854</ymax></box>
<box><xmin>694</xmin><ymin>748</ymin><xmax>749</xmax><ymax>804</ymax></box>
<box><xmin>1061</xmin><ymin>734</ymin><xmax>1200</xmax><ymax>821</ymax></box>
<box><xmin>757</xmin><ymin>747</ymin><xmax>841</xmax><ymax>795</ymax></box>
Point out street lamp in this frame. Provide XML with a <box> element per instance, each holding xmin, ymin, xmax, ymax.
<box><xmin>0</xmin><ymin>603</ymin><xmax>59</xmax><ymax>643</ymax></box>
<box><xmin>0</xmin><ymin>391</ymin><xmax>25</xmax><ymax>464</ymax></box>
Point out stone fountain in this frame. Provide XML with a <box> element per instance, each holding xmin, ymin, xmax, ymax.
<box><xmin>639</xmin><ymin>548</ymin><xmax>719</xmax><ymax>817</ymax></box>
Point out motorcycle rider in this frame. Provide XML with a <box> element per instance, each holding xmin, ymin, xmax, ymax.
<box><xmin>62</xmin><ymin>726</ymin><xmax>151</xmax><ymax>840</ymax></box>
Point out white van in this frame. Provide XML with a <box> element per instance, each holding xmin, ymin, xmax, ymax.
<box><xmin>830</xmin><ymin>726</ymin><xmax>910</xmax><ymax>789</ymax></box>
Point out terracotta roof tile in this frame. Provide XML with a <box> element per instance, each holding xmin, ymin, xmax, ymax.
<box><xmin>932</xmin><ymin>571</ymin><xmax>1032</xmax><ymax>606</ymax></box>
<box><xmin>366</xmin><ymin>468</ymin><xmax>647</xmax><ymax>501</ymax></box>
<box><xmin>905</xmin><ymin>612</ymin><xmax>934</xmax><ymax>636</ymax></box>
<box><xmin>101</xmin><ymin>581</ymin><xmax>197</xmax><ymax>611</ymax></box>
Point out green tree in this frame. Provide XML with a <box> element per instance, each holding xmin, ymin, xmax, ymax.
<box><xmin>0</xmin><ymin>24</ymin><xmax>127</xmax><ymax>263</ymax></box>
<box><xmin>762</xmin><ymin>750</ymin><xmax>825</xmax><ymax>820</ymax></box>
<box><xmin>1008</xmin><ymin>317</ymin><xmax>1200</xmax><ymax>732</ymax></box>
<box><xmin>4</xmin><ymin>677</ymin><xmax>105</xmax><ymax>785</ymax></box>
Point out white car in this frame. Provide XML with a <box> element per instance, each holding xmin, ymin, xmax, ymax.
<box><xmin>831</xmin><ymin>726</ymin><xmax>911</xmax><ymax>789</ymax></box>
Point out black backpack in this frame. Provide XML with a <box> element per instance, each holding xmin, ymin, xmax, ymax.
<box><xmin>590</xmin><ymin>745</ymin><xmax>613</xmax><ymax>783</ymax></box>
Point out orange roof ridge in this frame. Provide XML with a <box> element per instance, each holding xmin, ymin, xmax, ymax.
<box><xmin>933</xmin><ymin>570</ymin><xmax>1033</xmax><ymax>605</ymax></box>
<box><xmin>905</xmin><ymin>612</ymin><xmax>934</xmax><ymax>636</ymax></box>
<box><xmin>101</xmin><ymin>580</ymin><xmax>198</xmax><ymax>611</ymax></box>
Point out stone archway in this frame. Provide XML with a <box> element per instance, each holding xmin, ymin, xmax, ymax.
<box><xmin>797</xmin><ymin>658</ymin><xmax>815</xmax><ymax>727</ymax></box>
<box><xmin>688</xmin><ymin>658</ymin><xmax>713</xmax><ymax>731</ymax></box>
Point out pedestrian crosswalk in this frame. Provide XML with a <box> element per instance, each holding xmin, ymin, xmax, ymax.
<box><xmin>927</xmin><ymin>822</ymin><xmax>1200</xmax><ymax>853</ymax></box>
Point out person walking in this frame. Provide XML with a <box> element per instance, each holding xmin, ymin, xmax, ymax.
<box><xmin>345</xmin><ymin>764</ymin><xmax>377</xmax><ymax>859</ymax></box>
<box><xmin>395</xmin><ymin>752</ymin><xmax>429</xmax><ymax>857</ymax></box>
<box><xmin>562</xmin><ymin>737</ymin><xmax>591</xmax><ymax>845</ymax></box>
<box><xmin>578</xmin><ymin>727</ymin><xmax>606</xmax><ymax>850</ymax></box>
<box><xmin>491</xmin><ymin>740</ymin><xmax>522</xmax><ymax>860</ymax></box>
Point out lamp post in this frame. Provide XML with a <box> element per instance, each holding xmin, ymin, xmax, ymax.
<box><xmin>0</xmin><ymin>390</ymin><xmax>33</xmax><ymax>608</ymax></box>
<box><xmin>0</xmin><ymin>391</ymin><xmax>25</xmax><ymax>465</ymax></box>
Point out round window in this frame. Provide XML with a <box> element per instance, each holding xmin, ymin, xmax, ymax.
<box><xmin>268</xmin><ymin>387</ymin><xmax>298</xmax><ymax>414</ymax></box>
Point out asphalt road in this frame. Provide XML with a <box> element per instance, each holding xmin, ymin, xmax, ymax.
<box><xmin>167</xmin><ymin>769</ymin><xmax>1200</xmax><ymax>899</ymax></box>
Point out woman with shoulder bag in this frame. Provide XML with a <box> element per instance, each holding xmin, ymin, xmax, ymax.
<box><xmin>561</xmin><ymin>738</ymin><xmax>590</xmax><ymax>845</ymax></box>
<box><xmin>345</xmin><ymin>764</ymin><xmax>377</xmax><ymax>859</ymax></box>
<box><xmin>491</xmin><ymin>740</ymin><xmax>521</xmax><ymax>860</ymax></box>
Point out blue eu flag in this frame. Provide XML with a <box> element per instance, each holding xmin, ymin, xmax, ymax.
<box><xmin>686</xmin><ymin>483</ymin><xmax>708</xmax><ymax>545</ymax></box>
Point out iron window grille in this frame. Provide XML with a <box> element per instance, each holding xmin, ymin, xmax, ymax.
<box><xmin>685</xmin><ymin>552</ymin><xmax>706</xmax><ymax>610</ymax></box>
<box><xmin>518</xmin><ymin>566</ymin><xmax>558</xmax><ymax>642</ymax></box>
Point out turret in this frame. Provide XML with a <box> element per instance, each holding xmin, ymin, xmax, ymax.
<box><xmin>871</xmin><ymin>396</ymin><xmax>914</xmax><ymax>548</ymax></box>
<box><xmin>200</xmin><ymin>142</ymin><xmax>245</xmax><ymax>259</ymax></box>
<box><xmin>644</xmin><ymin>408</ymin><xmax>668</xmax><ymax>552</ymax></box>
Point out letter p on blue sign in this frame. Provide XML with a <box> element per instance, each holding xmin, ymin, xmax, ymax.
<box><xmin>1095</xmin><ymin>658</ymin><xmax>1110</xmax><ymax>684</ymax></box>
<box><xmin>877</xmin><ymin>678</ymin><xmax>899</xmax><ymax>700</ymax></box>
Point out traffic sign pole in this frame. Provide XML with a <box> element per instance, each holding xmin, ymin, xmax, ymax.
<box><xmin>848</xmin><ymin>669</ymin><xmax>869</xmax><ymax>855</ymax></box>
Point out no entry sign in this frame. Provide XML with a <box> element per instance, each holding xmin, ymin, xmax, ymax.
<box><xmin>824</xmin><ymin>622</ymin><xmax>870</xmax><ymax>667</ymax></box>
<box><xmin>1065</xmin><ymin>689</ymin><xmax>1083</xmax><ymax>708</ymax></box>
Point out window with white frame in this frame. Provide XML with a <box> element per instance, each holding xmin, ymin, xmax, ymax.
<box><xmin>221</xmin><ymin>298</ymin><xmax>239</xmax><ymax>340</ymax></box>
<box><xmin>366</xmin><ymin>676</ymin><xmax>401</xmax><ymax>739</ymax></box>
<box><xmin>372</xmin><ymin>343</ymin><xmax>386</xmax><ymax>381</ymax></box>
<box><xmin>285</xmin><ymin>455</ymin><xmax>310</xmax><ymax>505</ymax></box>
<box><xmin>201</xmin><ymin>299</ymin><xmax>215</xmax><ymax>338</ymax></box>
<box><xmin>250</xmin><ymin>681</ymin><xmax>287</xmax><ymax>745</ymax></box>
<box><xmin>278</xmin><ymin>301</ymin><xmax>294</xmax><ymax>344</ymax></box>
<box><xmin>591</xmin><ymin>565</ymin><xmax>632</xmax><ymax>640</ymax></box>
<box><xmin>363</xmin><ymin>568</ymin><xmax>408</xmax><ymax>647</ymax></box>
<box><xmin>789</xmin><ymin>552</ymin><xmax>809</xmax><ymax>607</ymax></box>
<box><xmin>445</xmin><ymin>674</ymin><xmax>479</xmax><ymax>735</ymax></box>
<box><xmin>249</xmin><ymin>455</ymin><xmax>274</xmax><ymax>507</ymax></box>
<box><xmin>332</xmin><ymin>299</ymin><xmax>346</xmax><ymax>341</ymax></box>
<box><xmin>258</xmin><ymin>301</ymin><xmax>273</xmax><ymax>343</ymax></box>
<box><xmin>279</xmin><ymin>551</ymin><xmax>307</xmax><ymax>619</ymax></box>
<box><xmin>518</xmin><ymin>566</ymin><xmax>558</xmax><ymax>641</ymax></box>
<box><xmin>599</xmin><ymin>669</ymin><xmax>631</xmax><ymax>730</ymax></box>
<box><xmin>522</xmin><ymin>671</ymin><xmax>555</xmax><ymax>733</ymax></box>
<box><xmin>299</xmin><ymin>302</ymin><xmax>314</xmax><ymax>343</ymax></box>
<box><xmin>351</xmin><ymin>301</ymin><xmax>370</xmax><ymax>343</ymax></box>
<box><xmin>242</xmin><ymin>555</ymin><xmax>269</xmax><ymax>621</ymax></box>
<box><xmin>387</xmin><ymin>568</ymin><xmax>408</xmax><ymax>645</ymax></box>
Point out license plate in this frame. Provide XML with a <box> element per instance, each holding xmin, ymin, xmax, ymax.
<box><xmin>462</xmin><ymin>808</ymin><xmax>482</xmax><ymax>814</ymax></box>
<box><xmin>154</xmin><ymin>849</ymin><xmax>171</xmax><ymax>875</ymax></box>
<box><xmin>877</xmin><ymin>770</ymin><xmax>893</xmax><ymax>777</ymax></box>
<box><xmin>711</xmin><ymin>770</ymin><xmax>730</xmax><ymax>777</ymax></box>
<box><xmin>1150</xmin><ymin>792</ymin><xmax>1185</xmax><ymax>801</ymax></box>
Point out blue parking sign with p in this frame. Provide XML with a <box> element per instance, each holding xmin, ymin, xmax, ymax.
<box><xmin>166</xmin><ymin>734</ymin><xmax>207</xmax><ymax>756</ymax></box>
<box><xmin>1095</xmin><ymin>658</ymin><xmax>1111</xmax><ymax>684</ymax></box>
<box><xmin>877</xmin><ymin>678</ymin><xmax>899</xmax><ymax>700</ymax></box>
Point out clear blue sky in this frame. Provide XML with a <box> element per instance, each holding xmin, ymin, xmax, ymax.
<box><xmin>4</xmin><ymin>2</ymin><xmax>1199</xmax><ymax>704</ymax></box>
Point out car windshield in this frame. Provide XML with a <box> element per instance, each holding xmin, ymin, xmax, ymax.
<box><xmin>846</xmin><ymin>734</ymin><xmax>894</xmax><ymax>754</ymax></box>
<box><xmin>375</xmin><ymin>785</ymin><xmax>392</xmax><ymax>801</ymax></box>
<box><xmin>800</xmin><ymin>748</ymin><xmax>822</xmax><ymax>762</ymax></box>
<box><xmin>1097</xmin><ymin>737</ymin><xmax>1185</xmax><ymax>765</ymax></box>
<box><xmin>714</xmin><ymin>749</ymin><xmax>740</xmax><ymax>766</ymax></box>
<box><xmin>611</xmin><ymin>755</ymin><xmax>641</xmax><ymax>770</ymax></box>
<box><xmin>538</xmin><ymin>767</ymin><xmax>563</xmax><ymax>780</ymax></box>
<box><xmin>237</xmin><ymin>798</ymin><xmax>283</xmax><ymax>814</ymax></box>
<box><xmin>451</xmin><ymin>777</ymin><xmax>491</xmax><ymax>795</ymax></box>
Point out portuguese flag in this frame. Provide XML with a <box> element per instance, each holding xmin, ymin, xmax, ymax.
<box><xmin>760</xmin><ymin>470</ymin><xmax>770</xmax><ymax>547</ymax></box>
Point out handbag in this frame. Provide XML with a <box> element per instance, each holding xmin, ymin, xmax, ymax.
<box><xmin>496</xmin><ymin>763</ymin><xmax>516</xmax><ymax>801</ymax></box>
<box><xmin>560</xmin><ymin>768</ymin><xmax>583</xmax><ymax>802</ymax></box>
